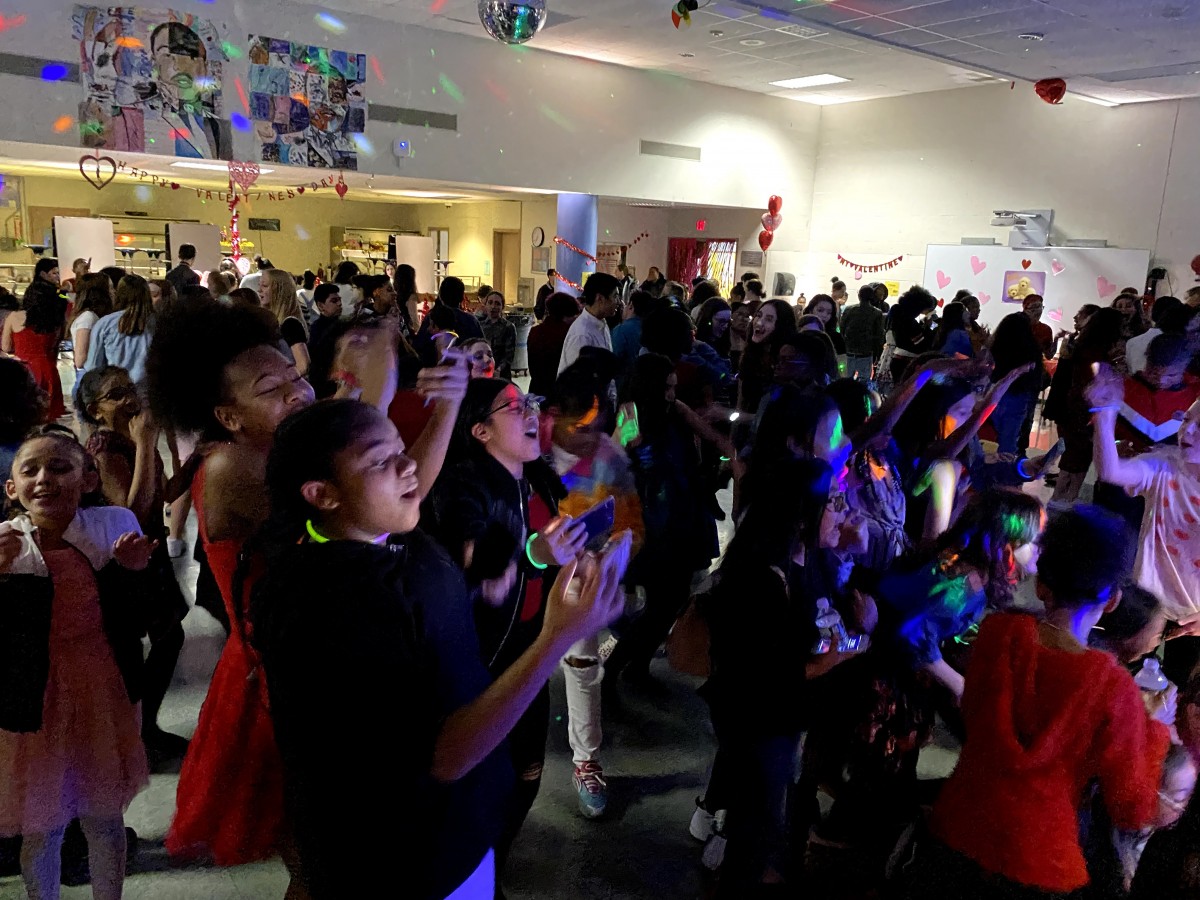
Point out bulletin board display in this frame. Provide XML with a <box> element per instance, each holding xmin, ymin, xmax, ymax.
<box><xmin>52</xmin><ymin>216</ymin><xmax>116</xmax><ymax>271</ymax></box>
<box><xmin>391</xmin><ymin>235</ymin><xmax>436</xmax><ymax>294</ymax></box>
<box><xmin>166</xmin><ymin>222</ymin><xmax>222</xmax><ymax>270</ymax></box>
<box><xmin>922</xmin><ymin>245</ymin><xmax>1151</xmax><ymax>331</ymax></box>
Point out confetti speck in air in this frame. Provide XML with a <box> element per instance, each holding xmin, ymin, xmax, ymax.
<box><xmin>41</xmin><ymin>62</ymin><xmax>69</xmax><ymax>82</ymax></box>
<box><xmin>314</xmin><ymin>12</ymin><xmax>347</xmax><ymax>34</ymax></box>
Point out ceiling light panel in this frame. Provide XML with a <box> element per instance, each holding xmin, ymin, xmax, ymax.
<box><xmin>769</xmin><ymin>73</ymin><xmax>851</xmax><ymax>89</ymax></box>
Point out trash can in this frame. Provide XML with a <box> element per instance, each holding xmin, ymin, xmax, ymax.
<box><xmin>512</xmin><ymin>314</ymin><xmax>533</xmax><ymax>375</ymax></box>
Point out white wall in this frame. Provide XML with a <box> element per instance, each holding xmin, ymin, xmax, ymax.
<box><xmin>807</xmin><ymin>85</ymin><xmax>1200</xmax><ymax>299</ymax></box>
<box><xmin>3</xmin><ymin>0</ymin><xmax>821</xmax><ymax>213</ymax></box>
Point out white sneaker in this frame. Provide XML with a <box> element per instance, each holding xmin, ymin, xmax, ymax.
<box><xmin>167</xmin><ymin>537</ymin><xmax>187</xmax><ymax>559</ymax></box>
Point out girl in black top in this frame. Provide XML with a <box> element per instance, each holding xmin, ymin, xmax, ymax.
<box><xmin>251</xmin><ymin>399</ymin><xmax>628</xmax><ymax>899</ymax></box>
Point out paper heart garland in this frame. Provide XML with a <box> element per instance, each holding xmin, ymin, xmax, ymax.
<box><xmin>970</xmin><ymin>255</ymin><xmax>987</xmax><ymax>276</ymax></box>
<box><xmin>767</xmin><ymin>195</ymin><xmax>783</xmax><ymax>216</ymax></box>
<box><xmin>228</xmin><ymin>160</ymin><xmax>261</xmax><ymax>193</ymax></box>
<box><xmin>760</xmin><ymin>212</ymin><xmax>783</xmax><ymax>232</ymax></box>
<box><xmin>936</xmin><ymin>270</ymin><xmax>951</xmax><ymax>290</ymax></box>
<box><xmin>757</xmin><ymin>230</ymin><xmax>773</xmax><ymax>251</ymax></box>
<box><xmin>335</xmin><ymin>171</ymin><xmax>348</xmax><ymax>199</ymax></box>
<box><xmin>1096</xmin><ymin>276</ymin><xmax>1118</xmax><ymax>299</ymax></box>
<box><xmin>79</xmin><ymin>153</ymin><xmax>116</xmax><ymax>191</ymax></box>
<box><xmin>1051</xmin><ymin>259</ymin><xmax>1065</xmax><ymax>276</ymax></box>
<box><xmin>1021</xmin><ymin>259</ymin><xmax>1032</xmax><ymax>270</ymax></box>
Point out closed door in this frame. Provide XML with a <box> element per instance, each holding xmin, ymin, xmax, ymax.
<box><xmin>493</xmin><ymin>229</ymin><xmax>520</xmax><ymax>303</ymax></box>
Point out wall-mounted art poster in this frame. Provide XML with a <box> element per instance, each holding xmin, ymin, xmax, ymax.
<box><xmin>247</xmin><ymin>36</ymin><xmax>367</xmax><ymax>169</ymax></box>
<box><xmin>73</xmin><ymin>5</ymin><xmax>231</xmax><ymax>159</ymax></box>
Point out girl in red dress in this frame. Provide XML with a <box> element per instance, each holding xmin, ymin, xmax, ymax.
<box><xmin>2</xmin><ymin>258</ymin><xmax>67</xmax><ymax>422</ymax></box>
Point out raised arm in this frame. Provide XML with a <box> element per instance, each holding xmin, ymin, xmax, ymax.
<box><xmin>1087</xmin><ymin>363</ymin><xmax>1155</xmax><ymax>490</ymax></box>
<box><xmin>407</xmin><ymin>359</ymin><xmax>469</xmax><ymax>500</ymax></box>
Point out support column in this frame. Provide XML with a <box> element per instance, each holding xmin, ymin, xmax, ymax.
<box><xmin>555</xmin><ymin>193</ymin><xmax>598</xmax><ymax>296</ymax></box>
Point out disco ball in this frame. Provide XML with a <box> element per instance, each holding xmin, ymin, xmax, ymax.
<box><xmin>478</xmin><ymin>0</ymin><xmax>547</xmax><ymax>44</ymax></box>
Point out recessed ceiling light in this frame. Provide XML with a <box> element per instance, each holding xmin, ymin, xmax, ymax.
<box><xmin>709</xmin><ymin>29</ymin><xmax>724</xmax><ymax>37</ymax></box>
<box><xmin>679</xmin><ymin>51</ymin><xmax>696</xmax><ymax>57</ymax></box>
<box><xmin>769</xmin><ymin>73</ymin><xmax>850</xmax><ymax>89</ymax></box>
<box><xmin>739</xmin><ymin>38</ymin><xmax>766</xmax><ymax>47</ymax></box>
<box><xmin>1073</xmin><ymin>94</ymin><xmax>1120</xmax><ymax>107</ymax></box>
<box><xmin>781</xmin><ymin>94</ymin><xmax>854</xmax><ymax>106</ymax></box>
<box><xmin>1018</xmin><ymin>32</ymin><xmax>1044</xmax><ymax>41</ymax></box>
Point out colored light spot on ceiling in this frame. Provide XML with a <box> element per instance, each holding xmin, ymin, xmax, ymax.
<box><xmin>430</xmin><ymin>0</ymin><xmax>448</xmax><ymax>11</ymax></box>
<box><xmin>41</xmin><ymin>62</ymin><xmax>69</xmax><ymax>82</ymax></box>
<box><xmin>231</xmin><ymin>112</ymin><xmax>250</xmax><ymax>131</ymax></box>
<box><xmin>234</xmin><ymin>77</ymin><xmax>249</xmax><ymax>112</ymax></box>
<box><xmin>369</xmin><ymin>55</ymin><xmax>385</xmax><ymax>85</ymax></box>
<box><xmin>52</xmin><ymin>115</ymin><xmax>74</xmax><ymax>133</ymax></box>
<box><xmin>484</xmin><ymin>77</ymin><xmax>509</xmax><ymax>103</ymax></box>
<box><xmin>315</xmin><ymin>12</ymin><xmax>347</xmax><ymax>34</ymax></box>
<box><xmin>0</xmin><ymin>14</ymin><xmax>28</xmax><ymax>31</ymax></box>
<box><xmin>438</xmin><ymin>73</ymin><xmax>463</xmax><ymax>103</ymax></box>
<box><xmin>169</xmin><ymin>126</ymin><xmax>192</xmax><ymax>140</ymax></box>
<box><xmin>538</xmin><ymin>104</ymin><xmax>575</xmax><ymax>132</ymax></box>
<box><xmin>221</xmin><ymin>41</ymin><xmax>242</xmax><ymax>59</ymax></box>
<box><xmin>115</xmin><ymin>36</ymin><xmax>142</xmax><ymax>48</ymax></box>
<box><xmin>291</xmin><ymin>92</ymin><xmax>309</xmax><ymax>106</ymax></box>
<box><xmin>830</xmin><ymin>414</ymin><xmax>843</xmax><ymax>451</ymax></box>
<box><xmin>351</xmin><ymin>134</ymin><xmax>374</xmax><ymax>155</ymax></box>
<box><xmin>117</xmin><ymin>234</ymin><xmax>134</xmax><ymax>245</ymax></box>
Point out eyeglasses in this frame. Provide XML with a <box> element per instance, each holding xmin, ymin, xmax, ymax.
<box><xmin>484</xmin><ymin>394</ymin><xmax>543</xmax><ymax>419</ymax></box>
<box><xmin>97</xmin><ymin>384</ymin><xmax>137</xmax><ymax>403</ymax></box>
<box><xmin>1159</xmin><ymin>790</ymin><xmax>1190</xmax><ymax>814</ymax></box>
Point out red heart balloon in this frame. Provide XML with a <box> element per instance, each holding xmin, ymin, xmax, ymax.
<box><xmin>767</xmin><ymin>195</ymin><xmax>783</xmax><ymax>216</ymax></box>
<box><xmin>758</xmin><ymin>230</ymin><xmax>773</xmax><ymax>251</ymax></box>
<box><xmin>1034</xmin><ymin>78</ymin><xmax>1066</xmax><ymax>105</ymax></box>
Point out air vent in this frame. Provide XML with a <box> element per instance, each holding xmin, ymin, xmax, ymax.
<box><xmin>775</xmin><ymin>24</ymin><xmax>828</xmax><ymax>38</ymax></box>
<box><xmin>639</xmin><ymin>140</ymin><xmax>702</xmax><ymax>162</ymax></box>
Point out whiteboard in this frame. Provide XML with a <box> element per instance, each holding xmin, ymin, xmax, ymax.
<box><xmin>166</xmin><ymin>223</ymin><xmax>222</xmax><ymax>271</ymax></box>
<box><xmin>52</xmin><ymin>217</ymin><xmax>115</xmax><ymax>271</ymax></box>
<box><xmin>921</xmin><ymin>245</ymin><xmax>1151</xmax><ymax>331</ymax></box>
<box><xmin>392</xmin><ymin>235</ymin><xmax>437</xmax><ymax>294</ymax></box>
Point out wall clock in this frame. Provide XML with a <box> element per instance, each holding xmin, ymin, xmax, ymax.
<box><xmin>531</xmin><ymin>226</ymin><xmax>545</xmax><ymax>247</ymax></box>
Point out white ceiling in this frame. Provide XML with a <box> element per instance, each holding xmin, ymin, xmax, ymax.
<box><xmin>319</xmin><ymin>0</ymin><xmax>1200</xmax><ymax>106</ymax></box>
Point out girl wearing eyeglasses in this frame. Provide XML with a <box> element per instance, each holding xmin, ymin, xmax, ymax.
<box><xmin>425</xmin><ymin>377</ymin><xmax>589</xmax><ymax>890</ymax></box>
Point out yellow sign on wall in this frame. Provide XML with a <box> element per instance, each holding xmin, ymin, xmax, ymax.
<box><xmin>884</xmin><ymin>280</ymin><xmax>900</xmax><ymax>298</ymax></box>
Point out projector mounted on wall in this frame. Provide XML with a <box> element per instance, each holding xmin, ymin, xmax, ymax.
<box><xmin>991</xmin><ymin>208</ymin><xmax>1054</xmax><ymax>249</ymax></box>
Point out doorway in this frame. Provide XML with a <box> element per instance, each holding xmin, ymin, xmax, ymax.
<box><xmin>492</xmin><ymin>229</ymin><xmax>520</xmax><ymax>305</ymax></box>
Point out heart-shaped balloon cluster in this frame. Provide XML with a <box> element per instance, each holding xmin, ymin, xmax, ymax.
<box><xmin>228</xmin><ymin>160</ymin><xmax>261</xmax><ymax>193</ymax></box>
<box><xmin>758</xmin><ymin>194</ymin><xmax>783</xmax><ymax>252</ymax></box>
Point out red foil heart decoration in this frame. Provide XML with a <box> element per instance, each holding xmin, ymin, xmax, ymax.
<box><xmin>1034</xmin><ymin>78</ymin><xmax>1066</xmax><ymax>105</ymax></box>
<box><xmin>335</xmin><ymin>181</ymin><xmax>348</xmax><ymax>199</ymax></box>
<box><xmin>758</xmin><ymin>230</ymin><xmax>773</xmax><ymax>251</ymax></box>
<box><xmin>228</xmin><ymin>160</ymin><xmax>261</xmax><ymax>192</ymax></box>
<box><xmin>79</xmin><ymin>153</ymin><xmax>117</xmax><ymax>190</ymax></box>
<box><xmin>767</xmin><ymin>195</ymin><xmax>783</xmax><ymax>216</ymax></box>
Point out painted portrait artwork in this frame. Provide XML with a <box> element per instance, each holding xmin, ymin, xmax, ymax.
<box><xmin>73</xmin><ymin>5</ymin><xmax>232</xmax><ymax>160</ymax></box>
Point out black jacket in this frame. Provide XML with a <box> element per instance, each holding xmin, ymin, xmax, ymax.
<box><xmin>0</xmin><ymin>508</ymin><xmax>149</xmax><ymax>733</ymax></box>
<box><xmin>165</xmin><ymin>262</ymin><xmax>200</xmax><ymax>296</ymax></box>
<box><xmin>425</xmin><ymin>451</ymin><xmax>564</xmax><ymax>673</ymax></box>
<box><xmin>251</xmin><ymin>531</ymin><xmax>509</xmax><ymax>900</ymax></box>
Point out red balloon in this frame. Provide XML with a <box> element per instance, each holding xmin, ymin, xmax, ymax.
<box><xmin>758</xmin><ymin>230</ymin><xmax>773</xmax><ymax>251</ymax></box>
<box><xmin>1191</xmin><ymin>254</ymin><xmax>1200</xmax><ymax>277</ymax></box>
<box><xmin>767</xmin><ymin>195</ymin><xmax>783</xmax><ymax>216</ymax></box>
<box><xmin>1034</xmin><ymin>78</ymin><xmax>1066</xmax><ymax>105</ymax></box>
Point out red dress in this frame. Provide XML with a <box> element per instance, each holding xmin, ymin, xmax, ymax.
<box><xmin>11</xmin><ymin>327</ymin><xmax>65</xmax><ymax>421</ymax></box>
<box><xmin>166</xmin><ymin>460</ymin><xmax>286</xmax><ymax>865</ymax></box>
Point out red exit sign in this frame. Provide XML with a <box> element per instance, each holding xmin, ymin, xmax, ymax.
<box><xmin>696</xmin><ymin>218</ymin><xmax>707</xmax><ymax>231</ymax></box>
